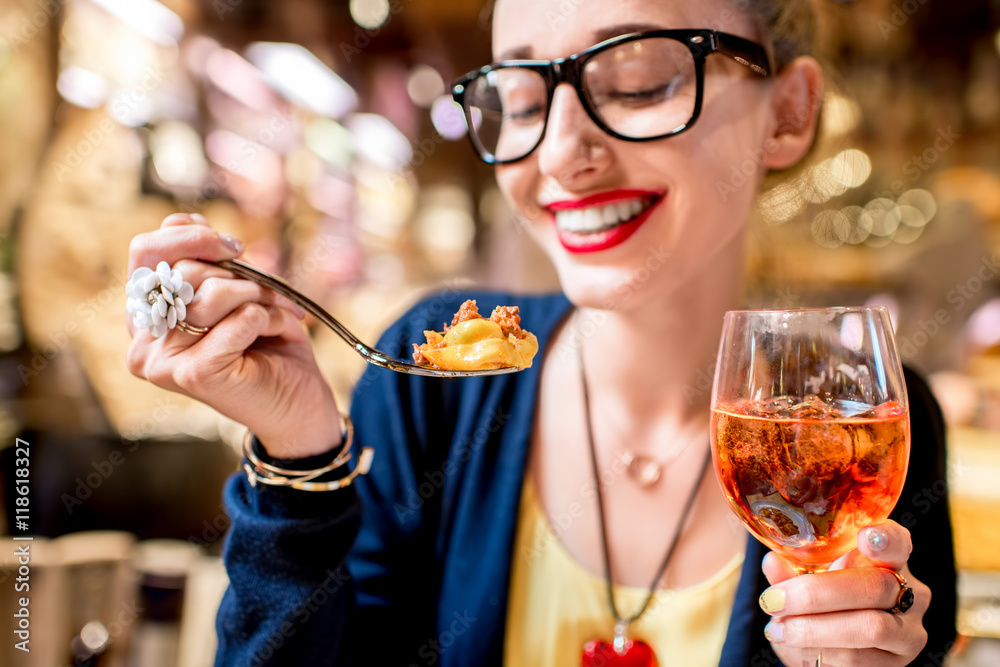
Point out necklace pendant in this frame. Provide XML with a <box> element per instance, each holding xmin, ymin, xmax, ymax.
<box><xmin>621</xmin><ymin>451</ymin><xmax>663</xmax><ymax>487</ymax></box>
<box><xmin>582</xmin><ymin>620</ymin><xmax>659</xmax><ymax>667</ymax></box>
<box><xmin>582</xmin><ymin>637</ymin><xmax>659</xmax><ymax>667</ymax></box>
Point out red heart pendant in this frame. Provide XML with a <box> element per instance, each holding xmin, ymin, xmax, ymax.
<box><xmin>582</xmin><ymin>639</ymin><xmax>659</xmax><ymax>667</ymax></box>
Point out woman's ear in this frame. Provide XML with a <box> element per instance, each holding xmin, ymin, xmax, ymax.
<box><xmin>762</xmin><ymin>56</ymin><xmax>825</xmax><ymax>170</ymax></box>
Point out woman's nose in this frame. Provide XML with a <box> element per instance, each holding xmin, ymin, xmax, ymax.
<box><xmin>535</xmin><ymin>84</ymin><xmax>613</xmax><ymax>188</ymax></box>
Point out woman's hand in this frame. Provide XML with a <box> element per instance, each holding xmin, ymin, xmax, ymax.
<box><xmin>126</xmin><ymin>213</ymin><xmax>342</xmax><ymax>458</ymax></box>
<box><xmin>759</xmin><ymin>520</ymin><xmax>931</xmax><ymax>666</ymax></box>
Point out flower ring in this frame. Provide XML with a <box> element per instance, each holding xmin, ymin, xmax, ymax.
<box><xmin>884</xmin><ymin>569</ymin><xmax>915</xmax><ymax>614</ymax></box>
<box><xmin>126</xmin><ymin>261</ymin><xmax>208</xmax><ymax>338</ymax></box>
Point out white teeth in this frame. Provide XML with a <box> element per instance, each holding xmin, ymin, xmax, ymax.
<box><xmin>554</xmin><ymin>197</ymin><xmax>651</xmax><ymax>234</ymax></box>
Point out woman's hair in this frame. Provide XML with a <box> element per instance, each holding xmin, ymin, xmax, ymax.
<box><xmin>740</xmin><ymin>0</ymin><xmax>827</xmax><ymax>177</ymax></box>
<box><xmin>479</xmin><ymin>0</ymin><xmax>827</xmax><ymax>170</ymax></box>
<box><xmin>740</xmin><ymin>0</ymin><xmax>818</xmax><ymax>72</ymax></box>
<box><xmin>481</xmin><ymin>0</ymin><xmax>820</xmax><ymax>68</ymax></box>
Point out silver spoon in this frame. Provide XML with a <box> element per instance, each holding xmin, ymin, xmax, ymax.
<box><xmin>215</xmin><ymin>259</ymin><xmax>522</xmax><ymax>378</ymax></box>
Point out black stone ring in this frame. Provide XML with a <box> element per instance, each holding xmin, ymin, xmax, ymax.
<box><xmin>885</xmin><ymin>569</ymin><xmax>915</xmax><ymax>614</ymax></box>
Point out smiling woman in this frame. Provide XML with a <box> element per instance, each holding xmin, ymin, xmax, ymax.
<box><xmin>122</xmin><ymin>0</ymin><xmax>957</xmax><ymax>665</ymax></box>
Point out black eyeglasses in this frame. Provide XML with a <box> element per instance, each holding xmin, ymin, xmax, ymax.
<box><xmin>451</xmin><ymin>29</ymin><xmax>773</xmax><ymax>165</ymax></box>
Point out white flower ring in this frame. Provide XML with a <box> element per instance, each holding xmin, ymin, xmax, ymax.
<box><xmin>126</xmin><ymin>261</ymin><xmax>209</xmax><ymax>338</ymax></box>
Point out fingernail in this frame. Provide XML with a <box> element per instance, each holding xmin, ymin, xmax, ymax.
<box><xmin>759</xmin><ymin>587</ymin><xmax>786</xmax><ymax>613</ymax></box>
<box><xmin>190</xmin><ymin>213</ymin><xmax>207</xmax><ymax>224</ymax></box>
<box><xmin>867</xmin><ymin>527</ymin><xmax>889</xmax><ymax>552</ymax></box>
<box><xmin>763</xmin><ymin>621</ymin><xmax>784</xmax><ymax>643</ymax></box>
<box><xmin>220</xmin><ymin>233</ymin><xmax>244</xmax><ymax>254</ymax></box>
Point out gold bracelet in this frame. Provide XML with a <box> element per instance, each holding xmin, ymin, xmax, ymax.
<box><xmin>241</xmin><ymin>415</ymin><xmax>374</xmax><ymax>492</ymax></box>
<box><xmin>243</xmin><ymin>415</ymin><xmax>354</xmax><ymax>479</ymax></box>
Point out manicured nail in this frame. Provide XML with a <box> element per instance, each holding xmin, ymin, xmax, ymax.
<box><xmin>220</xmin><ymin>233</ymin><xmax>244</xmax><ymax>254</ymax></box>
<box><xmin>764</xmin><ymin>621</ymin><xmax>784</xmax><ymax>643</ymax></box>
<box><xmin>759</xmin><ymin>587</ymin><xmax>786</xmax><ymax>613</ymax></box>
<box><xmin>867</xmin><ymin>527</ymin><xmax>889</xmax><ymax>552</ymax></box>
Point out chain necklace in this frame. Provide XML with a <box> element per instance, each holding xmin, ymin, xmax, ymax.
<box><xmin>578</xmin><ymin>345</ymin><xmax>710</xmax><ymax>665</ymax></box>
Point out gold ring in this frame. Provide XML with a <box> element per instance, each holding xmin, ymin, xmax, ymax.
<box><xmin>176</xmin><ymin>320</ymin><xmax>210</xmax><ymax>336</ymax></box>
<box><xmin>885</xmin><ymin>569</ymin><xmax>915</xmax><ymax>614</ymax></box>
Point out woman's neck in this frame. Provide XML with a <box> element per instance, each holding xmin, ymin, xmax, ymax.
<box><xmin>561</xmin><ymin>236</ymin><xmax>746</xmax><ymax>430</ymax></box>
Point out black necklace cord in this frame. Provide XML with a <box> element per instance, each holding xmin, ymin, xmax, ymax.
<box><xmin>577</xmin><ymin>343</ymin><xmax>711</xmax><ymax>626</ymax></box>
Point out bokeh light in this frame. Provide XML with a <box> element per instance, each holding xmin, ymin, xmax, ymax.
<box><xmin>810</xmin><ymin>209</ymin><xmax>852</xmax><ymax>248</ymax></box>
<box><xmin>828</xmin><ymin>149</ymin><xmax>872</xmax><ymax>189</ymax></box>
<box><xmin>897</xmin><ymin>189</ymin><xmax>937</xmax><ymax>224</ymax></box>
<box><xmin>407</xmin><ymin>65</ymin><xmax>445</xmax><ymax>108</ymax></box>
<box><xmin>57</xmin><ymin>66</ymin><xmax>109</xmax><ymax>108</ymax></box>
<box><xmin>430</xmin><ymin>96</ymin><xmax>467</xmax><ymax>140</ymax></box>
<box><xmin>350</xmin><ymin>0</ymin><xmax>391</xmax><ymax>30</ymax></box>
<box><xmin>759</xmin><ymin>181</ymin><xmax>807</xmax><ymax>226</ymax></box>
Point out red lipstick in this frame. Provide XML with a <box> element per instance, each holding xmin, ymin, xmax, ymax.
<box><xmin>546</xmin><ymin>189</ymin><xmax>665</xmax><ymax>254</ymax></box>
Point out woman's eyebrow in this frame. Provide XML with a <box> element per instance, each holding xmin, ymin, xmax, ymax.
<box><xmin>591</xmin><ymin>22</ymin><xmax>663</xmax><ymax>43</ymax></box>
<box><xmin>497</xmin><ymin>46</ymin><xmax>533</xmax><ymax>61</ymax></box>
<box><xmin>496</xmin><ymin>22</ymin><xmax>664</xmax><ymax>62</ymax></box>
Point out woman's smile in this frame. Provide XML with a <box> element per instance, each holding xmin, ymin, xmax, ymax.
<box><xmin>543</xmin><ymin>188</ymin><xmax>666</xmax><ymax>253</ymax></box>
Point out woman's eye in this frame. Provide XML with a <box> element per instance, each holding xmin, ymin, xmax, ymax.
<box><xmin>606</xmin><ymin>76</ymin><xmax>684</xmax><ymax>105</ymax></box>
<box><xmin>501</xmin><ymin>100</ymin><xmax>545</xmax><ymax>123</ymax></box>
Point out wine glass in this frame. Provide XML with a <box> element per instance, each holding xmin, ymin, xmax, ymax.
<box><xmin>710</xmin><ymin>307</ymin><xmax>910</xmax><ymax>667</ymax></box>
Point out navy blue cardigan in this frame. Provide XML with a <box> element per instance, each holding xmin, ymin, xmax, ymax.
<box><xmin>215</xmin><ymin>291</ymin><xmax>956</xmax><ymax>666</ymax></box>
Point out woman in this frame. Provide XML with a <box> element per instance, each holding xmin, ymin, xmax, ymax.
<box><xmin>125</xmin><ymin>0</ymin><xmax>956</xmax><ymax>664</ymax></box>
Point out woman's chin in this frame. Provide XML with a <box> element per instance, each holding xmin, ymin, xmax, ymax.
<box><xmin>552</xmin><ymin>261</ymin><xmax>659</xmax><ymax>312</ymax></box>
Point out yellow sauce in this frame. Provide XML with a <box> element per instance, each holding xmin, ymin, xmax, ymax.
<box><xmin>419</xmin><ymin>319</ymin><xmax>539</xmax><ymax>371</ymax></box>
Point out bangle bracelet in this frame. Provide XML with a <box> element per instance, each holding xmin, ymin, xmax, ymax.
<box><xmin>243</xmin><ymin>414</ymin><xmax>354</xmax><ymax>479</ymax></box>
<box><xmin>241</xmin><ymin>415</ymin><xmax>374</xmax><ymax>492</ymax></box>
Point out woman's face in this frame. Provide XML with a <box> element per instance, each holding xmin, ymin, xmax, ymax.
<box><xmin>492</xmin><ymin>0</ymin><xmax>777</xmax><ymax>310</ymax></box>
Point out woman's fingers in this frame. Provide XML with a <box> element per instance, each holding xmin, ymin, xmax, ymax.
<box><xmin>759</xmin><ymin>566</ymin><xmax>907</xmax><ymax>617</ymax></box>
<box><xmin>185</xmin><ymin>277</ymin><xmax>304</xmax><ymax>328</ymax></box>
<box><xmin>764</xmin><ymin>609</ymin><xmax>927</xmax><ymax>657</ymax></box>
<box><xmin>171</xmin><ymin>258</ymin><xmax>235</xmax><ymax>286</ymax></box>
<box><xmin>128</xmin><ymin>219</ymin><xmax>244</xmax><ymax>276</ymax></box>
<box><xmin>173</xmin><ymin>303</ymin><xmax>303</xmax><ymax>389</ymax></box>
<box><xmin>761</xmin><ymin>551</ymin><xmax>799</xmax><ymax>585</ymax></box>
<box><xmin>815</xmin><ymin>521</ymin><xmax>913</xmax><ymax>575</ymax></box>
<box><xmin>170</xmin><ymin>260</ymin><xmax>306</xmax><ymax>320</ymax></box>
<box><xmin>130</xmin><ymin>302</ymin><xmax>298</xmax><ymax>392</ymax></box>
<box><xmin>855</xmin><ymin>522</ymin><xmax>913</xmax><ymax>570</ymax></box>
<box><xmin>161</xmin><ymin>212</ymin><xmax>209</xmax><ymax>228</ymax></box>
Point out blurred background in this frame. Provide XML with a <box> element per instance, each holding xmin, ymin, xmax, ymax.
<box><xmin>0</xmin><ymin>0</ymin><xmax>997</xmax><ymax>664</ymax></box>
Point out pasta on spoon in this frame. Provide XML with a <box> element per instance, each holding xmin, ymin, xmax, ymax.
<box><xmin>412</xmin><ymin>300</ymin><xmax>539</xmax><ymax>371</ymax></box>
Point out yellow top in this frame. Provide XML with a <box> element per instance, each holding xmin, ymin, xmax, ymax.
<box><xmin>504</xmin><ymin>474</ymin><xmax>745</xmax><ymax>666</ymax></box>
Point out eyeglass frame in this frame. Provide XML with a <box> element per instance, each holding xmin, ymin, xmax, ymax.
<box><xmin>451</xmin><ymin>29</ymin><xmax>774</xmax><ymax>165</ymax></box>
